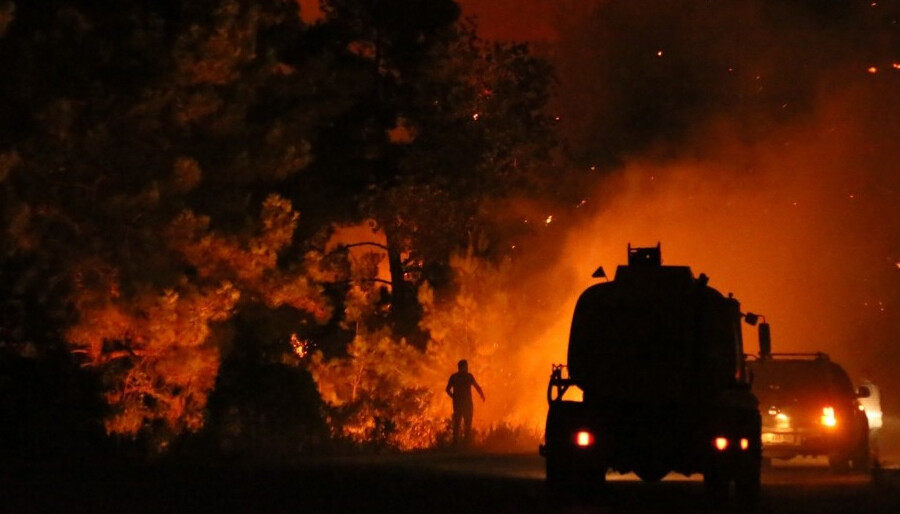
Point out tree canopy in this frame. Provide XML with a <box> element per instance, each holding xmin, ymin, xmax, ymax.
<box><xmin>0</xmin><ymin>0</ymin><xmax>558</xmax><ymax>452</ymax></box>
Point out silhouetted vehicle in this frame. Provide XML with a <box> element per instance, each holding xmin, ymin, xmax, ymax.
<box><xmin>747</xmin><ymin>352</ymin><xmax>870</xmax><ymax>473</ymax></box>
<box><xmin>539</xmin><ymin>244</ymin><xmax>764</xmax><ymax>503</ymax></box>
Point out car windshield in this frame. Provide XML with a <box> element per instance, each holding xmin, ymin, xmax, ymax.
<box><xmin>751</xmin><ymin>360</ymin><xmax>853</xmax><ymax>400</ymax></box>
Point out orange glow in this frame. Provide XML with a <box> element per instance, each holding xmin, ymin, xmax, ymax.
<box><xmin>714</xmin><ymin>437</ymin><xmax>729</xmax><ymax>451</ymax></box>
<box><xmin>867</xmin><ymin>66</ymin><xmax>878</xmax><ymax>74</ymax></box>
<box><xmin>296</xmin><ymin>0</ymin><xmax>324</xmax><ymax>24</ymax></box>
<box><xmin>576</xmin><ymin>430</ymin><xmax>594</xmax><ymax>447</ymax></box>
<box><xmin>313</xmin><ymin>81</ymin><xmax>900</xmax><ymax>447</ymax></box>
<box><xmin>456</xmin><ymin>0</ymin><xmax>558</xmax><ymax>42</ymax></box>
<box><xmin>290</xmin><ymin>333</ymin><xmax>310</xmax><ymax>359</ymax></box>
<box><xmin>740</xmin><ymin>438</ymin><xmax>750</xmax><ymax>450</ymax></box>
<box><xmin>821</xmin><ymin>406</ymin><xmax>837</xmax><ymax>427</ymax></box>
<box><xmin>775</xmin><ymin>412</ymin><xmax>791</xmax><ymax>430</ymax></box>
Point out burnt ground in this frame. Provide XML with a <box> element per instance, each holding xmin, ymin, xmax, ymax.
<box><xmin>2</xmin><ymin>452</ymin><xmax>899</xmax><ymax>514</ymax></box>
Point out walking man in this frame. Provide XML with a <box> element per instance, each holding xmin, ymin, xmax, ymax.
<box><xmin>446</xmin><ymin>359</ymin><xmax>485</xmax><ymax>447</ymax></box>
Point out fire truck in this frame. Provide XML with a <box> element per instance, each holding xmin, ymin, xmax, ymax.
<box><xmin>539</xmin><ymin>244</ymin><xmax>764</xmax><ymax>503</ymax></box>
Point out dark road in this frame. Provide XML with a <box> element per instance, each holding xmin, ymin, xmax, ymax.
<box><xmin>4</xmin><ymin>453</ymin><xmax>899</xmax><ymax>514</ymax></box>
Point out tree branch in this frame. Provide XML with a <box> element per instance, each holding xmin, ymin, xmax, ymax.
<box><xmin>328</xmin><ymin>241</ymin><xmax>390</xmax><ymax>256</ymax></box>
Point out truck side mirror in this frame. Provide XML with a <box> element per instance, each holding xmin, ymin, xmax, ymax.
<box><xmin>758</xmin><ymin>322</ymin><xmax>771</xmax><ymax>357</ymax></box>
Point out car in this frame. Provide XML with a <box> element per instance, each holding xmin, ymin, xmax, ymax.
<box><xmin>747</xmin><ymin>353</ymin><xmax>870</xmax><ymax>473</ymax></box>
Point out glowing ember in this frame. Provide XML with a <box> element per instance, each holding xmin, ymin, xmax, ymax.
<box><xmin>472</xmin><ymin>112</ymin><xmax>480</xmax><ymax>120</ymax></box>
<box><xmin>545</xmin><ymin>215</ymin><xmax>553</xmax><ymax>225</ymax></box>
<box><xmin>867</xmin><ymin>66</ymin><xmax>878</xmax><ymax>74</ymax></box>
<box><xmin>290</xmin><ymin>333</ymin><xmax>310</xmax><ymax>359</ymax></box>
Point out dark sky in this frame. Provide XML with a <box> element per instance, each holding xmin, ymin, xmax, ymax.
<box><xmin>299</xmin><ymin>0</ymin><xmax>558</xmax><ymax>40</ymax></box>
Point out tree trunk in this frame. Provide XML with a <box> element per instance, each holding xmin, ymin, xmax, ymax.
<box><xmin>383</xmin><ymin>226</ymin><xmax>426</xmax><ymax>346</ymax></box>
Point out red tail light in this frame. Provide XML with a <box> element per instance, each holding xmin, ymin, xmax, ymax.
<box><xmin>821</xmin><ymin>406</ymin><xmax>837</xmax><ymax>427</ymax></box>
<box><xmin>714</xmin><ymin>437</ymin><xmax>729</xmax><ymax>451</ymax></box>
<box><xmin>575</xmin><ymin>430</ymin><xmax>594</xmax><ymax>447</ymax></box>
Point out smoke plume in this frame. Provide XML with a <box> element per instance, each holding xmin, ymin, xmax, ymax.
<box><xmin>456</xmin><ymin>0</ymin><xmax>900</xmax><ymax>431</ymax></box>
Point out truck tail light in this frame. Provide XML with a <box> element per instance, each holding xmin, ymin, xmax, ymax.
<box><xmin>821</xmin><ymin>406</ymin><xmax>837</xmax><ymax>427</ymax></box>
<box><xmin>740</xmin><ymin>438</ymin><xmax>750</xmax><ymax>450</ymax></box>
<box><xmin>575</xmin><ymin>430</ymin><xmax>594</xmax><ymax>447</ymax></box>
<box><xmin>714</xmin><ymin>437</ymin><xmax>729</xmax><ymax>451</ymax></box>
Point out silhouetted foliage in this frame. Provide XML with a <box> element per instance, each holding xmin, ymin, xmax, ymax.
<box><xmin>0</xmin><ymin>0</ymin><xmax>557</xmax><ymax>454</ymax></box>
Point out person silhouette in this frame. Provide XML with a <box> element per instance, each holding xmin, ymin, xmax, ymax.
<box><xmin>445</xmin><ymin>359</ymin><xmax>485</xmax><ymax>447</ymax></box>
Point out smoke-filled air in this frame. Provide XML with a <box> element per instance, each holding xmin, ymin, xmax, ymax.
<box><xmin>1</xmin><ymin>0</ymin><xmax>898</xmax><ymax>459</ymax></box>
<box><xmin>453</xmin><ymin>0</ymin><xmax>900</xmax><ymax>430</ymax></box>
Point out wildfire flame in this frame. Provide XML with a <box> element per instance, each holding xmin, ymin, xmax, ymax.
<box><xmin>290</xmin><ymin>333</ymin><xmax>310</xmax><ymax>359</ymax></box>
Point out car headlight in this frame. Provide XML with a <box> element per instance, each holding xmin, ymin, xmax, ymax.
<box><xmin>775</xmin><ymin>412</ymin><xmax>791</xmax><ymax>429</ymax></box>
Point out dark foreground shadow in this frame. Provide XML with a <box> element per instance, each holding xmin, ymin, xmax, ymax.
<box><xmin>2</xmin><ymin>455</ymin><xmax>898</xmax><ymax>514</ymax></box>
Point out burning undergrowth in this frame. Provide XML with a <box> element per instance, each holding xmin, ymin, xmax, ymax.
<box><xmin>308</xmin><ymin>244</ymin><xmax>569</xmax><ymax>451</ymax></box>
<box><xmin>182</xmin><ymin>1</ymin><xmax>900</xmax><ymax>454</ymax></box>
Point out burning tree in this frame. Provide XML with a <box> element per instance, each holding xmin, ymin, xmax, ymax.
<box><xmin>309</xmin><ymin>248</ymin><xmax>559</xmax><ymax>450</ymax></box>
<box><xmin>1</xmin><ymin>0</ymin><xmax>560</xmax><ymax>455</ymax></box>
<box><xmin>0</xmin><ymin>0</ymin><xmax>337</xmax><ymax>449</ymax></box>
<box><xmin>309</xmin><ymin>328</ymin><xmax>439</xmax><ymax>450</ymax></box>
<box><xmin>64</xmin><ymin>194</ymin><xmax>330</xmax><ymax>443</ymax></box>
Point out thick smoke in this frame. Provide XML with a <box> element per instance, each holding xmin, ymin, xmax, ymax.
<box><xmin>454</xmin><ymin>0</ymin><xmax>900</xmax><ymax>442</ymax></box>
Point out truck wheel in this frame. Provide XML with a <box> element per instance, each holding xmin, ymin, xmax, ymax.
<box><xmin>635</xmin><ymin>468</ymin><xmax>668</xmax><ymax>482</ymax></box>
<box><xmin>704</xmin><ymin>470</ymin><xmax>730</xmax><ymax>507</ymax></box>
<box><xmin>734</xmin><ymin>466</ymin><xmax>761</xmax><ymax>506</ymax></box>
<box><xmin>546</xmin><ymin>456</ymin><xmax>569</xmax><ymax>488</ymax></box>
<box><xmin>828</xmin><ymin>453</ymin><xmax>851</xmax><ymax>474</ymax></box>
<box><xmin>546</xmin><ymin>457</ymin><xmax>606</xmax><ymax>498</ymax></box>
